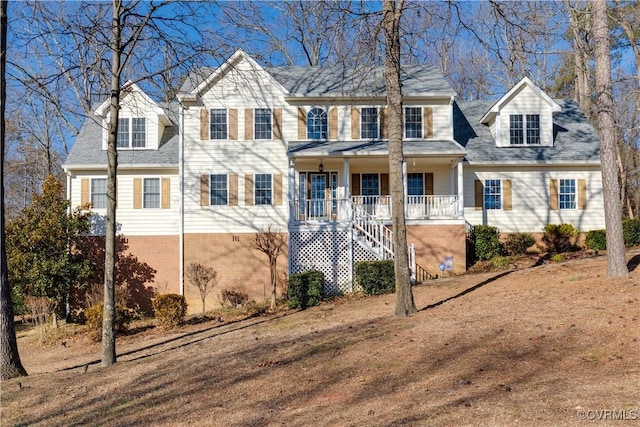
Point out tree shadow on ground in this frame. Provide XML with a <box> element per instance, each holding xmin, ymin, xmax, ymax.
<box><xmin>627</xmin><ymin>254</ymin><xmax>640</xmax><ymax>272</ymax></box>
<box><xmin>420</xmin><ymin>271</ymin><xmax>513</xmax><ymax>311</ymax></box>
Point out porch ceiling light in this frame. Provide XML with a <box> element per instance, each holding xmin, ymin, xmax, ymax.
<box><xmin>318</xmin><ymin>160</ymin><xmax>324</xmax><ymax>172</ymax></box>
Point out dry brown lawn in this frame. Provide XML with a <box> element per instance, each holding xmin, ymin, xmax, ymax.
<box><xmin>2</xmin><ymin>251</ymin><xmax>639</xmax><ymax>427</ymax></box>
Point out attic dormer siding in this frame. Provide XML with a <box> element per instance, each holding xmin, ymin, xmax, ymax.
<box><xmin>100</xmin><ymin>97</ymin><xmax>162</xmax><ymax>151</ymax></box>
<box><xmin>494</xmin><ymin>85</ymin><xmax>554</xmax><ymax>147</ymax></box>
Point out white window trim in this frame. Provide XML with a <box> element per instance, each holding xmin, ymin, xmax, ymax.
<box><xmin>254</xmin><ymin>108</ymin><xmax>273</xmax><ymax>140</ymax></box>
<box><xmin>558</xmin><ymin>178</ymin><xmax>577</xmax><ymax>210</ymax></box>
<box><xmin>90</xmin><ymin>178</ymin><xmax>107</xmax><ymax>210</ymax></box>
<box><xmin>143</xmin><ymin>177</ymin><xmax>161</xmax><ymax>209</ymax></box>
<box><xmin>254</xmin><ymin>173</ymin><xmax>274</xmax><ymax>206</ymax></box>
<box><xmin>209</xmin><ymin>173</ymin><xmax>229</xmax><ymax>206</ymax></box>
<box><xmin>509</xmin><ymin>113</ymin><xmax>540</xmax><ymax>145</ymax></box>
<box><xmin>484</xmin><ymin>179</ymin><xmax>503</xmax><ymax>210</ymax></box>
<box><xmin>360</xmin><ymin>106</ymin><xmax>380</xmax><ymax>140</ymax></box>
<box><xmin>209</xmin><ymin>108</ymin><xmax>228</xmax><ymax>140</ymax></box>
<box><xmin>307</xmin><ymin>107</ymin><xmax>328</xmax><ymax>140</ymax></box>
<box><xmin>403</xmin><ymin>106</ymin><xmax>422</xmax><ymax>140</ymax></box>
<box><xmin>117</xmin><ymin>117</ymin><xmax>147</xmax><ymax>149</ymax></box>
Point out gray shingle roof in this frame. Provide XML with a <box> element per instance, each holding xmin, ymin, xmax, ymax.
<box><xmin>266</xmin><ymin>64</ymin><xmax>455</xmax><ymax>98</ymax></box>
<box><xmin>178</xmin><ymin>63</ymin><xmax>455</xmax><ymax>98</ymax></box>
<box><xmin>455</xmin><ymin>99</ymin><xmax>600</xmax><ymax>164</ymax></box>
<box><xmin>64</xmin><ymin>103</ymin><xmax>179</xmax><ymax>169</ymax></box>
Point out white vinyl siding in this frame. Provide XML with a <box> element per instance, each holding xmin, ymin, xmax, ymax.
<box><xmin>70</xmin><ymin>172</ymin><xmax>179</xmax><ymax>236</ymax></box>
<box><xmin>182</xmin><ymin>56</ymin><xmax>289</xmax><ymax>233</ymax></box>
<box><xmin>464</xmin><ymin>167</ymin><xmax>604</xmax><ymax>232</ymax></box>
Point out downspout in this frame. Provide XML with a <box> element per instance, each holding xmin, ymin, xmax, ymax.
<box><xmin>178</xmin><ymin>105</ymin><xmax>185</xmax><ymax>296</ymax></box>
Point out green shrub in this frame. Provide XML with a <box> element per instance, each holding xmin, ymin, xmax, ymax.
<box><xmin>504</xmin><ymin>232</ymin><xmax>535</xmax><ymax>255</ymax></box>
<box><xmin>288</xmin><ymin>270</ymin><xmax>324</xmax><ymax>309</ymax></box>
<box><xmin>473</xmin><ymin>225</ymin><xmax>502</xmax><ymax>260</ymax></box>
<box><xmin>218</xmin><ymin>288</ymin><xmax>249</xmax><ymax>308</ymax></box>
<box><xmin>84</xmin><ymin>303</ymin><xmax>133</xmax><ymax>341</ymax></box>
<box><xmin>585</xmin><ymin>229</ymin><xmax>607</xmax><ymax>251</ymax></box>
<box><xmin>153</xmin><ymin>294</ymin><xmax>187</xmax><ymax>328</ymax></box>
<box><xmin>354</xmin><ymin>260</ymin><xmax>395</xmax><ymax>295</ymax></box>
<box><xmin>623</xmin><ymin>219</ymin><xmax>640</xmax><ymax>247</ymax></box>
<box><xmin>491</xmin><ymin>256</ymin><xmax>510</xmax><ymax>269</ymax></box>
<box><xmin>550</xmin><ymin>253</ymin><xmax>565</xmax><ymax>263</ymax></box>
<box><xmin>542</xmin><ymin>223</ymin><xmax>578</xmax><ymax>253</ymax></box>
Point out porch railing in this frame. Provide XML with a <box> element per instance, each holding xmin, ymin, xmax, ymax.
<box><xmin>406</xmin><ymin>195</ymin><xmax>460</xmax><ymax>218</ymax></box>
<box><xmin>290</xmin><ymin>194</ymin><xmax>460</xmax><ymax>222</ymax></box>
<box><xmin>291</xmin><ymin>198</ymin><xmax>349</xmax><ymax>221</ymax></box>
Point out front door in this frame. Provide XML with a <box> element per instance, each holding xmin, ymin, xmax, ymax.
<box><xmin>310</xmin><ymin>173</ymin><xmax>327</xmax><ymax>218</ymax></box>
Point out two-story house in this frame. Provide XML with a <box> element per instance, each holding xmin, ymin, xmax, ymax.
<box><xmin>64</xmin><ymin>49</ymin><xmax>604</xmax><ymax>310</ymax></box>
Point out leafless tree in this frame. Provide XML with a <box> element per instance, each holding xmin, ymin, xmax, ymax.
<box><xmin>253</xmin><ymin>226</ymin><xmax>287</xmax><ymax>310</ymax></box>
<box><xmin>0</xmin><ymin>0</ymin><xmax>28</xmax><ymax>380</ymax></box>
<box><xmin>592</xmin><ymin>0</ymin><xmax>628</xmax><ymax>277</ymax></box>
<box><xmin>185</xmin><ymin>262</ymin><xmax>219</xmax><ymax>314</ymax></box>
<box><xmin>383</xmin><ymin>0</ymin><xmax>416</xmax><ymax>317</ymax></box>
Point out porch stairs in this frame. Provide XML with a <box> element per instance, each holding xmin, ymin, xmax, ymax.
<box><xmin>351</xmin><ymin>202</ymin><xmax>434</xmax><ymax>283</ymax></box>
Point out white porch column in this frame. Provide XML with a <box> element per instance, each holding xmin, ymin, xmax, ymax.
<box><xmin>288</xmin><ymin>159</ymin><xmax>296</xmax><ymax>224</ymax></box>
<box><xmin>342</xmin><ymin>158</ymin><xmax>350</xmax><ymax>220</ymax></box>
<box><xmin>402</xmin><ymin>159</ymin><xmax>408</xmax><ymax>215</ymax></box>
<box><xmin>457</xmin><ymin>160</ymin><xmax>464</xmax><ymax>218</ymax></box>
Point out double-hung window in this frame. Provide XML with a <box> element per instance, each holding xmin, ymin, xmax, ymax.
<box><xmin>210</xmin><ymin>174</ymin><xmax>228</xmax><ymax>206</ymax></box>
<box><xmin>91</xmin><ymin>178</ymin><xmax>107</xmax><ymax>209</ymax></box>
<box><xmin>254</xmin><ymin>174</ymin><xmax>272</xmax><ymax>205</ymax></box>
<box><xmin>525</xmin><ymin>114</ymin><xmax>540</xmax><ymax>144</ymax></box>
<box><xmin>254</xmin><ymin>108</ymin><xmax>272</xmax><ymax>140</ymax></box>
<box><xmin>361</xmin><ymin>173</ymin><xmax>380</xmax><ymax>196</ymax></box>
<box><xmin>510</xmin><ymin>114</ymin><xmax>540</xmax><ymax>145</ymax></box>
<box><xmin>307</xmin><ymin>108</ymin><xmax>327</xmax><ymax>139</ymax></box>
<box><xmin>143</xmin><ymin>178</ymin><xmax>160</xmax><ymax>209</ymax></box>
<box><xmin>484</xmin><ymin>179</ymin><xmax>502</xmax><ymax>210</ymax></box>
<box><xmin>559</xmin><ymin>179</ymin><xmax>576</xmax><ymax>209</ymax></box>
<box><xmin>210</xmin><ymin>109</ymin><xmax>228</xmax><ymax>139</ymax></box>
<box><xmin>404</xmin><ymin>107</ymin><xmax>422</xmax><ymax>139</ymax></box>
<box><xmin>361</xmin><ymin>107</ymin><xmax>379</xmax><ymax>139</ymax></box>
<box><xmin>117</xmin><ymin>117</ymin><xmax>146</xmax><ymax>148</ymax></box>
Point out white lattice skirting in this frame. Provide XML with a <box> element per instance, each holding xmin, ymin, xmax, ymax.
<box><xmin>289</xmin><ymin>229</ymin><xmax>380</xmax><ymax>296</ymax></box>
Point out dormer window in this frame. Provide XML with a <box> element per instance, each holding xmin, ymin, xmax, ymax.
<box><xmin>509</xmin><ymin>114</ymin><xmax>540</xmax><ymax>145</ymax></box>
<box><xmin>117</xmin><ymin>117</ymin><xmax>146</xmax><ymax>148</ymax></box>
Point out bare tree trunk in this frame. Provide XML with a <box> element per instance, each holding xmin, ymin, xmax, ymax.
<box><xmin>592</xmin><ymin>0</ymin><xmax>628</xmax><ymax>277</ymax></box>
<box><xmin>565</xmin><ymin>0</ymin><xmax>593</xmax><ymax>117</ymax></box>
<box><xmin>383</xmin><ymin>0</ymin><xmax>416</xmax><ymax>317</ymax></box>
<box><xmin>0</xmin><ymin>0</ymin><xmax>28</xmax><ymax>380</ymax></box>
<box><xmin>101</xmin><ymin>0</ymin><xmax>122</xmax><ymax>366</ymax></box>
<box><xmin>270</xmin><ymin>257</ymin><xmax>277</xmax><ymax>309</ymax></box>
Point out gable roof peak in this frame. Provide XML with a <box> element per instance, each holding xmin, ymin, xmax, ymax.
<box><xmin>480</xmin><ymin>76</ymin><xmax>561</xmax><ymax>124</ymax></box>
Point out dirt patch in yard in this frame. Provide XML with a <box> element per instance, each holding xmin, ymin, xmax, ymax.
<box><xmin>2</xmin><ymin>251</ymin><xmax>639</xmax><ymax>426</ymax></box>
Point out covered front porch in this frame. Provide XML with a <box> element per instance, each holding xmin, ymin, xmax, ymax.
<box><xmin>287</xmin><ymin>156</ymin><xmax>466</xmax><ymax>224</ymax></box>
